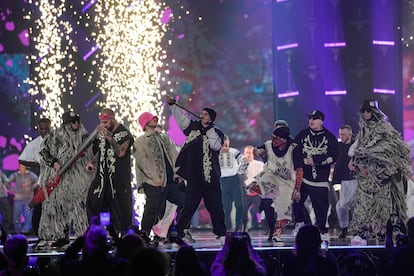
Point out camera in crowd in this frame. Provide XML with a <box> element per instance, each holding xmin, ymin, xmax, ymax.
<box><xmin>227</xmin><ymin>231</ymin><xmax>251</xmax><ymax>246</ymax></box>
<box><xmin>168</xmin><ymin>229</ymin><xmax>189</xmax><ymax>248</ymax></box>
<box><xmin>386</xmin><ymin>213</ymin><xmax>408</xmax><ymax>248</ymax></box>
<box><xmin>230</xmin><ymin>231</ymin><xmax>250</xmax><ymax>241</ymax></box>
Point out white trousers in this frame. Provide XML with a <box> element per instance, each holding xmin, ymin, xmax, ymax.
<box><xmin>336</xmin><ymin>179</ymin><xmax>358</xmax><ymax>228</ymax></box>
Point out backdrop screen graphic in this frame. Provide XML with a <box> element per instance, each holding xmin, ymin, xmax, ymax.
<box><xmin>1</xmin><ymin>0</ymin><xmax>414</xmax><ymax>173</ymax></box>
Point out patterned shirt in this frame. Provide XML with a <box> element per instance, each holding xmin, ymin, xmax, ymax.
<box><xmin>294</xmin><ymin>127</ymin><xmax>339</xmax><ymax>183</ymax></box>
<box><xmin>8</xmin><ymin>170</ymin><xmax>38</xmax><ymax>201</ymax></box>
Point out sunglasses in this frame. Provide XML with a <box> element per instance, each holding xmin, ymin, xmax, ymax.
<box><xmin>360</xmin><ymin>108</ymin><xmax>372</xmax><ymax>113</ymax></box>
<box><xmin>308</xmin><ymin>116</ymin><xmax>322</xmax><ymax>120</ymax></box>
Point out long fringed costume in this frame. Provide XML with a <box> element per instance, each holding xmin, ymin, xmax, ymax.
<box><xmin>39</xmin><ymin>124</ymin><xmax>93</xmax><ymax>240</ymax></box>
<box><xmin>349</xmin><ymin>108</ymin><xmax>411</xmax><ymax>239</ymax></box>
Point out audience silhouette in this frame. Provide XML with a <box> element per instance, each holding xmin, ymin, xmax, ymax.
<box><xmin>128</xmin><ymin>247</ymin><xmax>169</xmax><ymax>276</ymax></box>
<box><xmin>59</xmin><ymin>223</ymin><xmax>126</xmax><ymax>276</ymax></box>
<box><xmin>281</xmin><ymin>224</ymin><xmax>339</xmax><ymax>276</ymax></box>
<box><xmin>174</xmin><ymin>245</ymin><xmax>210</xmax><ymax>276</ymax></box>
<box><xmin>388</xmin><ymin>216</ymin><xmax>414</xmax><ymax>276</ymax></box>
<box><xmin>0</xmin><ymin>234</ymin><xmax>40</xmax><ymax>276</ymax></box>
<box><xmin>211</xmin><ymin>232</ymin><xmax>266</xmax><ymax>276</ymax></box>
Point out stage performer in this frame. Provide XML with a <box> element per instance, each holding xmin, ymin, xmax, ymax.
<box><xmin>348</xmin><ymin>100</ymin><xmax>411</xmax><ymax>240</ymax></box>
<box><xmin>0</xmin><ymin>168</ymin><xmax>13</xmax><ymax>236</ymax></box>
<box><xmin>18</xmin><ymin>117</ymin><xmax>51</xmax><ymax>238</ymax></box>
<box><xmin>242</xmin><ymin>145</ymin><xmax>264</xmax><ymax>231</ymax></box>
<box><xmin>36</xmin><ymin>111</ymin><xmax>94</xmax><ymax>249</ymax></box>
<box><xmin>251</xmin><ymin>126</ymin><xmax>300</xmax><ymax>243</ymax></box>
<box><xmin>134</xmin><ymin>111</ymin><xmax>185</xmax><ymax>240</ymax></box>
<box><xmin>86</xmin><ymin>108</ymin><xmax>134</xmax><ymax>236</ymax></box>
<box><xmin>332</xmin><ymin>124</ymin><xmax>358</xmax><ymax>239</ymax></box>
<box><xmin>292</xmin><ymin>110</ymin><xmax>339</xmax><ymax>242</ymax></box>
<box><xmin>219</xmin><ymin>135</ymin><xmax>248</xmax><ymax>231</ymax></box>
<box><xmin>165</xmin><ymin>94</ymin><xmax>227</xmax><ymax>243</ymax></box>
<box><xmin>7</xmin><ymin>164</ymin><xmax>38</xmax><ymax>234</ymax></box>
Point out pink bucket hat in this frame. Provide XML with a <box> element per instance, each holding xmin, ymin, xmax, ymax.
<box><xmin>138</xmin><ymin>112</ymin><xmax>158</xmax><ymax>130</ymax></box>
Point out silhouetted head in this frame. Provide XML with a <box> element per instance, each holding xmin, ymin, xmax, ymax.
<box><xmin>4</xmin><ymin>234</ymin><xmax>28</xmax><ymax>268</ymax></box>
<box><xmin>129</xmin><ymin>247</ymin><xmax>169</xmax><ymax>276</ymax></box>
<box><xmin>175</xmin><ymin>245</ymin><xmax>204</xmax><ymax>276</ymax></box>
<box><xmin>84</xmin><ymin>225</ymin><xmax>109</xmax><ymax>257</ymax></box>
<box><xmin>116</xmin><ymin>231</ymin><xmax>146</xmax><ymax>259</ymax></box>
<box><xmin>295</xmin><ymin>224</ymin><xmax>322</xmax><ymax>256</ymax></box>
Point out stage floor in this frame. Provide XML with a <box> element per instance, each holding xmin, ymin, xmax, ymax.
<box><xmin>5</xmin><ymin>228</ymin><xmax>389</xmax><ymax>275</ymax></box>
<box><xmin>21</xmin><ymin>228</ymin><xmax>386</xmax><ymax>256</ymax></box>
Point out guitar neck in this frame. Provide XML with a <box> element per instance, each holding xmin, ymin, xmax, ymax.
<box><xmin>58</xmin><ymin>128</ymin><xmax>98</xmax><ymax>176</ymax></box>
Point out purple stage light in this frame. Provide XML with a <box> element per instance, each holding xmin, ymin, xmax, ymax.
<box><xmin>276</xmin><ymin>43</ymin><xmax>298</xmax><ymax>51</ymax></box>
<box><xmin>161</xmin><ymin>8</ymin><xmax>172</xmax><ymax>24</ymax></box>
<box><xmin>5</xmin><ymin>21</ymin><xmax>15</xmax><ymax>31</ymax></box>
<box><xmin>373</xmin><ymin>88</ymin><xmax>395</xmax><ymax>94</ymax></box>
<box><xmin>84</xmin><ymin>92</ymin><xmax>102</xmax><ymax>108</ymax></box>
<box><xmin>19</xmin><ymin>30</ymin><xmax>29</xmax><ymax>47</ymax></box>
<box><xmin>325</xmin><ymin>90</ymin><xmax>347</xmax><ymax>95</ymax></box>
<box><xmin>372</xmin><ymin>40</ymin><xmax>395</xmax><ymax>46</ymax></box>
<box><xmin>324</xmin><ymin>42</ymin><xmax>346</xmax><ymax>48</ymax></box>
<box><xmin>276</xmin><ymin>0</ymin><xmax>289</xmax><ymax>2</ymax></box>
<box><xmin>83</xmin><ymin>45</ymin><xmax>100</xmax><ymax>61</ymax></box>
<box><xmin>278</xmin><ymin>91</ymin><xmax>299</xmax><ymax>98</ymax></box>
<box><xmin>82</xmin><ymin>0</ymin><xmax>97</xmax><ymax>14</ymax></box>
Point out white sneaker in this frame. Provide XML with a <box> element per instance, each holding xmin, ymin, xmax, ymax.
<box><xmin>350</xmin><ymin>235</ymin><xmax>367</xmax><ymax>246</ymax></box>
<box><xmin>182</xmin><ymin>230</ymin><xmax>196</xmax><ymax>243</ymax></box>
<box><xmin>292</xmin><ymin>222</ymin><xmax>305</xmax><ymax>237</ymax></box>
<box><xmin>320</xmin><ymin>232</ymin><xmax>330</xmax><ymax>242</ymax></box>
<box><xmin>272</xmin><ymin>235</ymin><xmax>283</xmax><ymax>243</ymax></box>
<box><xmin>216</xmin><ymin>235</ymin><xmax>225</xmax><ymax>246</ymax></box>
<box><xmin>321</xmin><ymin>240</ymin><xmax>329</xmax><ymax>251</ymax></box>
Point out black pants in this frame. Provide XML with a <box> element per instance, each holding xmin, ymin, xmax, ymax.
<box><xmin>221</xmin><ymin>175</ymin><xmax>246</xmax><ymax>231</ymax></box>
<box><xmin>293</xmin><ymin>183</ymin><xmax>329</xmax><ymax>233</ymax></box>
<box><xmin>243</xmin><ymin>194</ymin><xmax>261</xmax><ymax>229</ymax></box>
<box><xmin>140</xmin><ymin>181</ymin><xmax>186</xmax><ymax>234</ymax></box>
<box><xmin>0</xmin><ymin>197</ymin><xmax>13</xmax><ymax>234</ymax></box>
<box><xmin>176</xmin><ymin>180</ymin><xmax>226</xmax><ymax>237</ymax></box>
<box><xmin>87</xmin><ymin>178</ymin><xmax>133</xmax><ymax>235</ymax></box>
<box><xmin>31</xmin><ymin>203</ymin><xmax>42</xmax><ymax>236</ymax></box>
<box><xmin>259</xmin><ymin>198</ymin><xmax>276</xmax><ymax>234</ymax></box>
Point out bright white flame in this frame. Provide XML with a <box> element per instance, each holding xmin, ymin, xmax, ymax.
<box><xmin>26</xmin><ymin>0</ymin><xmax>76</xmax><ymax>127</ymax></box>
<box><xmin>27</xmin><ymin>0</ymin><xmax>167</xmax><ymax>134</ymax></box>
<box><xmin>91</xmin><ymin>1</ymin><xmax>167</xmax><ymax>138</ymax></box>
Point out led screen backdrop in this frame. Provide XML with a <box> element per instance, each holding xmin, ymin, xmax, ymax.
<box><xmin>1</xmin><ymin>0</ymin><xmax>414</xmax><ymax>174</ymax></box>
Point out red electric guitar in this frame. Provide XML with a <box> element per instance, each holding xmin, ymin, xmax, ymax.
<box><xmin>28</xmin><ymin>129</ymin><xmax>98</xmax><ymax>209</ymax></box>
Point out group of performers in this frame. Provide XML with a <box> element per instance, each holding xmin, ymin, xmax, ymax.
<box><xmin>17</xmin><ymin>96</ymin><xmax>412</xmax><ymax>248</ymax></box>
<box><xmin>20</xmin><ymin>109</ymin><xmax>134</xmax><ymax>249</ymax></box>
<box><xmin>251</xmin><ymin>99</ymin><xmax>411</xmax><ymax>242</ymax></box>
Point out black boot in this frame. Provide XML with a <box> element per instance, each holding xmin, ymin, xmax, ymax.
<box><xmin>339</xmin><ymin>227</ymin><xmax>348</xmax><ymax>239</ymax></box>
<box><xmin>267</xmin><ymin>228</ymin><xmax>275</xmax><ymax>241</ymax></box>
